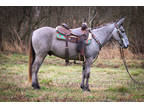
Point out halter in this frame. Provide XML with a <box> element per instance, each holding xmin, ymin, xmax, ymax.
<box><xmin>114</xmin><ymin>23</ymin><xmax>123</xmax><ymax>37</ymax></box>
<box><xmin>114</xmin><ymin>23</ymin><xmax>126</xmax><ymax>44</ymax></box>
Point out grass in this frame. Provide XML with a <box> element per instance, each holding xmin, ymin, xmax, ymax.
<box><xmin>108</xmin><ymin>86</ymin><xmax>129</xmax><ymax>93</ymax></box>
<box><xmin>0</xmin><ymin>52</ymin><xmax>144</xmax><ymax>102</ymax></box>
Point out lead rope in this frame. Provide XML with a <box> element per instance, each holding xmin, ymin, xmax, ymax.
<box><xmin>120</xmin><ymin>47</ymin><xmax>144</xmax><ymax>85</ymax></box>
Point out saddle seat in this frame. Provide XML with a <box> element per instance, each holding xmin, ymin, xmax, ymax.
<box><xmin>56</xmin><ymin>26</ymin><xmax>71</xmax><ymax>36</ymax></box>
<box><xmin>56</xmin><ymin>25</ymin><xmax>88</xmax><ymax>36</ymax></box>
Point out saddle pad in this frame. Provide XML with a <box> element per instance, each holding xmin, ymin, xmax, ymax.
<box><xmin>56</xmin><ymin>32</ymin><xmax>91</xmax><ymax>45</ymax></box>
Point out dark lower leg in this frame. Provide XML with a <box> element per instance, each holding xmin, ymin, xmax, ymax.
<box><xmin>32</xmin><ymin>54</ymin><xmax>46</xmax><ymax>89</ymax></box>
<box><xmin>80</xmin><ymin>64</ymin><xmax>85</xmax><ymax>90</ymax></box>
<box><xmin>85</xmin><ymin>73</ymin><xmax>90</xmax><ymax>91</ymax></box>
<box><xmin>80</xmin><ymin>74</ymin><xmax>85</xmax><ymax>89</ymax></box>
<box><xmin>65</xmin><ymin>59</ymin><xmax>69</xmax><ymax>66</ymax></box>
<box><xmin>32</xmin><ymin>63</ymin><xmax>41</xmax><ymax>89</ymax></box>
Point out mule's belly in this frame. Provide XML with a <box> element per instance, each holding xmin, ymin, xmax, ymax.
<box><xmin>51</xmin><ymin>38</ymin><xmax>79</xmax><ymax>60</ymax></box>
<box><xmin>53</xmin><ymin>53</ymin><xmax>79</xmax><ymax>60</ymax></box>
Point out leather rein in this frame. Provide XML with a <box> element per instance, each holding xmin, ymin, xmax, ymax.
<box><xmin>115</xmin><ymin>23</ymin><xmax>144</xmax><ymax>85</ymax></box>
<box><xmin>120</xmin><ymin>46</ymin><xmax>144</xmax><ymax>85</ymax></box>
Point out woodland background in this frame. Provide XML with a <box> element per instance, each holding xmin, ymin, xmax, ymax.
<box><xmin>0</xmin><ymin>6</ymin><xmax>144</xmax><ymax>55</ymax></box>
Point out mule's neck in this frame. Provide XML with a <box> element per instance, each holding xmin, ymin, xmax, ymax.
<box><xmin>94</xmin><ymin>23</ymin><xmax>115</xmax><ymax>47</ymax></box>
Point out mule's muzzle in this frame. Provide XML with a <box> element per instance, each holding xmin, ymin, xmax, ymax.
<box><xmin>121</xmin><ymin>42</ymin><xmax>129</xmax><ymax>49</ymax></box>
<box><xmin>122</xmin><ymin>36</ymin><xmax>129</xmax><ymax>49</ymax></box>
<box><xmin>123</xmin><ymin>45</ymin><xmax>128</xmax><ymax>49</ymax></box>
<box><xmin>120</xmin><ymin>42</ymin><xmax>128</xmax><ymax>49</ymax></box>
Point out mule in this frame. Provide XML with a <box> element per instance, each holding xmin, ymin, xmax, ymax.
<box><xmin>28</xmin><ymin>18</ymin><xmax>129</xmax><ymax>91</ymax></box>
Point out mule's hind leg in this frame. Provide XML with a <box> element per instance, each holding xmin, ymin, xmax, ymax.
<box><xmin>32</xmin><ymin>53</ymin><xmax>47</xmax><ymax>89</ymax></box>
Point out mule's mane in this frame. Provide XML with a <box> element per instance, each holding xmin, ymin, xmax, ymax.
<box><xmin>91</xmin><ymin>22</ymin><xmax>115</xmax><ymax>30</ymax></box>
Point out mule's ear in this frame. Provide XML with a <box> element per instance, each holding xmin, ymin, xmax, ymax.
<box><xmin>117</xmin><ymin>18</ymin><xmax>125</xmax><ymax>26</ymax></box>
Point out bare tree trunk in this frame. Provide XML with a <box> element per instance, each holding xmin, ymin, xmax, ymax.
<box><xmin>57</xmin><ymin>7</ymin><xmax>64</xmax><ymax>25</ymax></box>
<box><xmin>0</xmin><ymin>28</ymin><xmax>3</xmax><ymax>51</ymax></box>
<box><xmin>88</xmin><ymin>8</ymin><xmax>97</xmax><ymax>28</ymax></box>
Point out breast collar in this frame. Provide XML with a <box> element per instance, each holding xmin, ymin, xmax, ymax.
<box><xmin>90</xmin><ymin>31</ymin><xmax>102</xmax><ymax>50</ymax></box>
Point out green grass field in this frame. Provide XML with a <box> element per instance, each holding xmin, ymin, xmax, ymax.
<box><xmin>0</xmin><ymin>52</ymin><xmax>144</xmax><ymax>102</ymax></box>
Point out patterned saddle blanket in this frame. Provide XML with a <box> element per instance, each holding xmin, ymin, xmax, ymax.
<box><xmin>56</xmin><ymin>31</ymin><xmax>92</xmax><ymax>45</ymax></box>
<box><xmin>56</xmin><ymin>26</ymin><xmax>92</xmax><ymax>45</ymax></box>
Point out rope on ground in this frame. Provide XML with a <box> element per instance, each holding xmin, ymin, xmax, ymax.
<box><xmin>120</xmin><ymin>47</ymin><xmax>144</xmax><ymax>85</ymax></box>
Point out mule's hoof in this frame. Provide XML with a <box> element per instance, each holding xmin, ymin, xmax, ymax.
<box><xmin>85</xmin><ymin>86</ymin><xmax>91</xmax><ymax>92</ymax></box>
<box><xmin>32</xmin><ymin>83</ymin><xmax>40</xmax><ymax>89</ymax></box>
<box><xmin>65</xmin><ymin>62</ymin><xmax>70</xmax><ymax>66</ymax></box>
<box><xmin>86</xmin><ymin>88</ymin><xmax>91</xmax><ymax>92</ymax></box>
<box><xmin>80</xmin><ymin>84</ymin><xmax>85</xmax><ymax>89</ymax></box>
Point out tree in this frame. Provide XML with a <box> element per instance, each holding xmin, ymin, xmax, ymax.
<box><xmin>0</xmin><ymin>28</ymin><xmax>3</xmax><ymax>51</ymax></box>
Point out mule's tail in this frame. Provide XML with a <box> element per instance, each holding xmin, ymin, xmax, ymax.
<box><xmin>28</xmin><ymin>35</ymin><xmax>35</xmax><ymax>83</ymax></box>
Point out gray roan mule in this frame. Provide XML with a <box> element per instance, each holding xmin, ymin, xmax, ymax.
<box><xmin>28</xmin><ymin>18</ymin><xmax>129</xmax><ymax>91</ymax></box>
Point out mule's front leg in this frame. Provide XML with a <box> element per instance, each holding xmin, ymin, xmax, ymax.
<box><xmin>84</xmin><ymin>57</ymin><xmax>93</xmax><ymax>91</ymax></box>
<box><xmin>85</xmin><ymin>67</ymin><xmax>90</xmax><ymax>91</ymax></box>
<box><xmin>80</xmin><ymin>63</ymin><xmax>86</xmax><ymax>90</ymax></box>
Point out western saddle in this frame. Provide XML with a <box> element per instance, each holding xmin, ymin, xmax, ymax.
<box><xmin>57</xmin><ymin>23</ymin><xmax>89</xmax><ymax>36</ymax></box>
<box><xmin>56</xmin><ymin>23</ymin><xmax>89</xmax><ymax>64</ymax></box>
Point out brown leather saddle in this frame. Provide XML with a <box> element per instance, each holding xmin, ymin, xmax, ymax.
<box><xmin>56</xmin><ymin>23</ymin><xmax>89</xmax><ymax>64</ymax></box>
<box><xmin>56</xmin><ymin>24</ymin><xmax>89</xmax><ymax>37</ymax></box>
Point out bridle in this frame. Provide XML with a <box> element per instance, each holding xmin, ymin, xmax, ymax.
<box><xmin>115</xmin><ymin>23</ymin><xmax>124</xmax><ymax>39</ymax></box>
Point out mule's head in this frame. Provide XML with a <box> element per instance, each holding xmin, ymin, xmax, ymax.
<box><xmin>112</xmin><ymin>18</ymin><xmax>129</xmax><ymax>49</ymax></box>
